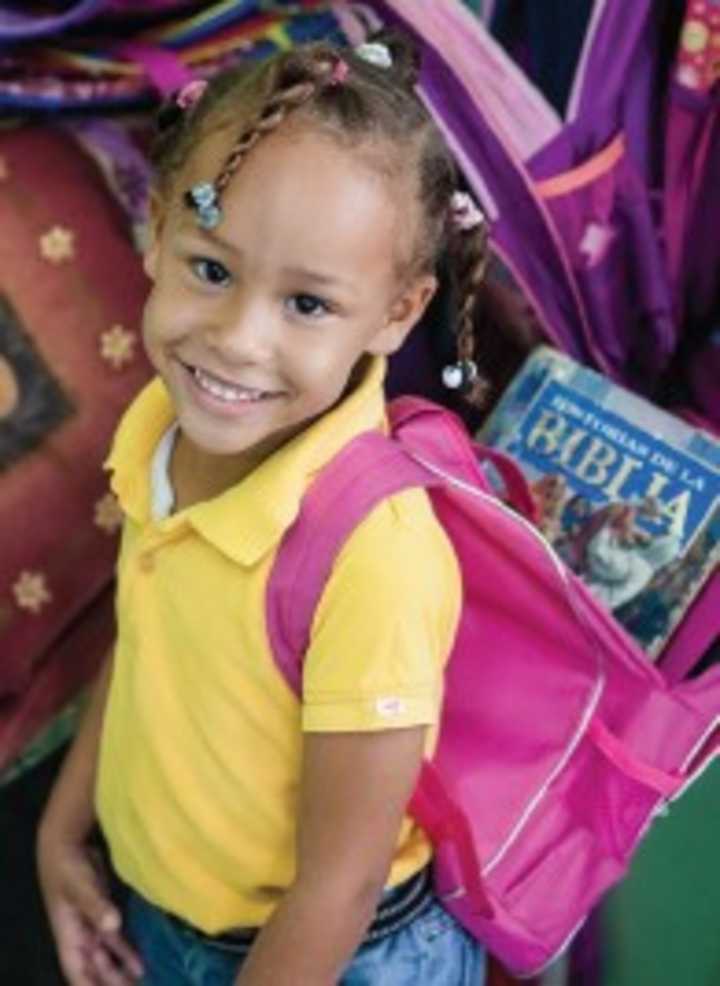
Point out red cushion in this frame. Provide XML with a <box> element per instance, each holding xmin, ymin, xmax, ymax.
<box><xmin>0</xmin><ymin>125</ymin><xmax>151</xmax><ymax>699</ymax></box>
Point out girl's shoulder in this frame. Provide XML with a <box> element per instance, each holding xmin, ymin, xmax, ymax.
<box><xmin>329</xmin><ymin>486</ymin><xmax>461</xmax><ymax>604</ymax></box>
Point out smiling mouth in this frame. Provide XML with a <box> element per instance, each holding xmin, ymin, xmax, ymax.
<box><xmin>183</xmin><ymin>362</ymin><xmax>280</xmax><ymax>404</ymax></box>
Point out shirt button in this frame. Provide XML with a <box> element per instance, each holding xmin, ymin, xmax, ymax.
<box><xmin>138</xmin><ymin>552</ymin><xmax>155</xmax><ymax>573</ymax></box>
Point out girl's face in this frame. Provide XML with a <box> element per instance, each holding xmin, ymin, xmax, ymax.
<box><xmin>142</xmin><ymin>123</ymin><xmax>435</xmax><ymax>471</ymax></box>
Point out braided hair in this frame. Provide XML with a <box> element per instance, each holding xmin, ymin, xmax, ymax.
<box><xmin>151</xmin><ymin>34</ymin><xmax>490</xmax><ymax>407</ymax></box>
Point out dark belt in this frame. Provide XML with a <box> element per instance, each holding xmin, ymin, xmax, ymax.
<box><xmin>167</xmin><ymin>866</ymin><xmax>434</xmax><ymax>956</ymax></box>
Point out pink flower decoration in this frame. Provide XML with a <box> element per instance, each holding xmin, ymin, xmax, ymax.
<box><xmin>176</xmin><ymin>79</ymin><xmax>208</xmax><ymax>110</ymax></box>
<box><xmin>450</xmin><ymin>191</ymin><xmax>485</xmax><ymax>232</ymax></box>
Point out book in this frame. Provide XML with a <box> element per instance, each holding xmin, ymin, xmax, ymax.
<box><xmin>479</xmin><ymin>346</ymin><xmax>720</xmax><ymax>659</ymax></box>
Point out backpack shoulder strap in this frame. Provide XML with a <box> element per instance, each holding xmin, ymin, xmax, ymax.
<box><xmin>266</xmin><ymin>396</ymin><xmax>539</xmax><ymax>696</ymax></box>
<box><xmin>265</xmin><ymin>428</ymin><xmax>437</xmax><ymax>697</ymax></box>
<box><xmin>389</xmin><ymin>395</ymin><xmax>538</xmax><ymax>521</ymax></box>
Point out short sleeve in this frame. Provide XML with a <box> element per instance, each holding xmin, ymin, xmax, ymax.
<box><xmin>301</xmin><ymin>487</ymin><xmax>462</xmax><ymax>733</ymax></box>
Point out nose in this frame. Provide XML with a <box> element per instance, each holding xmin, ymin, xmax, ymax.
<box><xmin>204</xmin><ymin>292</ymin><xmax>272</xmax><ymax>363</ymax></box>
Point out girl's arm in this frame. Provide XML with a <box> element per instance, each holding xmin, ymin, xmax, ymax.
<box><xmin>236</xmin><ymin>725</ymin><xmax>427</xmax><ymax>986</ymax></box>
<box><xmin>38</xmin><ymin>655</ymin><xmax>113</xmax><ymax>849</ymax></box>
<box><xmin>37</xmin><ymin>655</ymin><xmax>144</xmax><ymax>985</ymax></box>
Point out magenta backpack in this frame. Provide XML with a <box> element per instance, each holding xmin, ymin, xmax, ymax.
<box><xmin>265</xmin><ymin>396</ymin><xmax>720</xmax><ymax>977</ymax></box>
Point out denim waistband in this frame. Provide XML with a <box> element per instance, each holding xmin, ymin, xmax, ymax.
<box><xmin>166</xmin><ymin>866</ymin><xmax>434</xmax><ymax>955</ymax></box>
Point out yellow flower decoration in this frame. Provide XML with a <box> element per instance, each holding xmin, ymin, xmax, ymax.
<box><xmin>682</xmin><ymin>20</ymin><xmax>710</xmax><ymax>54</ymax></box>
<box><xmin>13</xmin><ymin>570</ymin><xmax>52</xmax><ymax>614</ymax></box>
<box><xmin>100</xmin><ymin>324</ymin><xmax>137</xmax><ymax>370</ymax></box>
<box><xmin>94</xmin><ymin>492</ymin><xmax>124</xmax><ymax>534</ymax></box>
<box><xmin>39</xmin><ymin>225</ymin><xmax>76</xmax><ymax>264</ymax></box>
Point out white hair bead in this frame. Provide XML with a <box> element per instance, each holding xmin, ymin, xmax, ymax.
<box><xmin>355</xmin><ymin>42</ymin><xmax>393</xmax><ymax>70</ymax></box>
<box><xmin>442</xmin><ymin>364</ymin><xmax>465</xmax><ymax>390</ymax></box>
<box><xmin>442</xmin><ymin>359</ymin><xmax>479</xmax><ymax>391</ymax></box>
<box><xmin>450</xmin><ymin>191</ymin><xmax>485</xmax><ymax>232</ymax></box>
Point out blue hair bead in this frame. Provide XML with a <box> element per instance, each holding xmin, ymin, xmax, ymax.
<box><xmin>184</xmin><ymin>181</ymin><xmax>222</xmax><ymax>229</ymax></box>
<box><xmin>197</xmin><ymin>204</ymin><xmax>222</xmax><ymax>229</ymax></box>
<box><xmin>190</xmin><ymin>182</ymin><xmax>216</xmax><ymax>207</ymax></box>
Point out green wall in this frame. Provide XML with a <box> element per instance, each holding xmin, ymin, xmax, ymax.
<box><xmin>602</xmin><ymin>761</ymin><xmax>720</xmax><ymax>986</ymax></box>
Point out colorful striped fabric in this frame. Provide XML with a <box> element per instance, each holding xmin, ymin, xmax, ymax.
<box><xmin>0</xmin><ymin>1</ymin><xmax>341</xmax><ymax>111</ymax></box>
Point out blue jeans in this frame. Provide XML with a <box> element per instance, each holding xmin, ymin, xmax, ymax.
<box><xmin>125</xmin><ymin>890</ymin><xmax>486</xmax><ymax>986</ymax></box>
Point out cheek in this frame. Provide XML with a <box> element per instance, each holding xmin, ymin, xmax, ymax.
<box><xmin>142</xmin><ymin>284</ymin><xmax>193</xmax><ymax>347</ymax></box>
<box><xmin>289</xmin><ymin>334</ymin><xmax>360</xmax><ymax>383</ymax></box>
<box><xmin>140</xmin><ymin>295</ymin><xmax>165</xmax><ymax>357</ymax></box>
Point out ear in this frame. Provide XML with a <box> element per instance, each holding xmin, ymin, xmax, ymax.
<box><xmin>142</xmin><ymin>189</ymin><xmax>168</xmax><ymax>282</ymax></box>
<box><xmin>366</xmin><ymin>274</ymin><xmax>438</xmax><ymax>356</ymax></box>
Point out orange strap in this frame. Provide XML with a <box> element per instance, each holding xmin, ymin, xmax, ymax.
<box><xmin>536</xmin><ymin>134</ymin><xmax>625</xmax><ymax>199</ymax></box>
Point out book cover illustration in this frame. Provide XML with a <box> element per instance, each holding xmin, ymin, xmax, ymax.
<box><xmin>480</xmin><ymin>347</ymin><xmax>720</xmax><ymax>658</ymax></box>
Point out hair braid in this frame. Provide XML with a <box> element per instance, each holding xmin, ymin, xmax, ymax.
<box><xmin>449</xmin><ymin>216</ymin><xmax>491</xmax><ymax>407</ymax></box>
<box><xmin>214</xmin><ymin>59</ymin><xmax>339</xmax><ymax>196</ymax></box>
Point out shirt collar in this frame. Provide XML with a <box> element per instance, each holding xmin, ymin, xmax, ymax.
<box><xmin>106</xmin><ymin>356</ymin><xmax>388</xmax><ymax>566</ymax></box>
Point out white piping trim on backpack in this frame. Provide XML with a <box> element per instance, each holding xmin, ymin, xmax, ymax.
<box><xmin>483</xmin><ymin>672</ymin><xmax>604</xmax><ymax>876</ymax></box>
<box><xmin>409</xmin><ymin>451</ymin><xmax>566</xmax><ymax>577</ymax></box>
<box><xmin>409</xmin><ymin>452</ymin><xmax>607</xmax><ymax>875</ymax></box>
<box><xmin>678</xmin><ymin>715</ymin><xmax>720</xmax><ymax>777</ymax></box>
<box><xmin>409</xmin><ymin>450</ymin><xmax>605</xmax><ymax>656</ymax></box>
<box><xmin>674</xmin><ymin>738</ymin><xmax>720</xmax><ymax>801</ymax></box>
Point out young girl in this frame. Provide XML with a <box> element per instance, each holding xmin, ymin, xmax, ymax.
<box><xmin>37</xmin><ymin>34</ymin><xmax>489</xmax><ymax>986</ymax></box>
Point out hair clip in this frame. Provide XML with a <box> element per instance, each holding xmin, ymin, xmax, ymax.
<box><xmin>355</xmin><ymin>42</ymin><xmax>393</xmax><ymax>70</ymax></box>
<box><xmin>176</xmin><ymin>78</ymin><xmax>208</xmax><ymax>111</ymax></box>
<box><xmin>184</xmin><ymin>181</ymin><xmax>222</xmax><ymax>229</ymax></box>
<box><xmin>450</xmin><ymin>191</ymin><xmax>485</xmax><ymax>232</ymax></box>
<box><xmin>329</xmin><ymin>58</ymin><xmax>350</xmax><ymax>85</ymax></box>
<box><xmin>442</xmin><ymin>358</ymin><xmax>479</xmax><ymax>392</ymax></box>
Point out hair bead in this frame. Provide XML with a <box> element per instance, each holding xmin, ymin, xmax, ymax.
<box><xmin>450</xmin><ymin>191</ymin><xmax>485</xmax><ymax>232</ymax></box>
<box><xmin>185</xmin><ymin>181</ymin><xmax>222</xmax><ymax>229</ymax></box>
<box><xmin>176</xmin><ymin>79</ymin><xmax>208</xmax><ymax>110</ymax></box>
<box><xmin>442</xmin><ymin>359</ymin><xmax>478</xmax><ymax>392</ymax></box>
<box><xmin>355</xmin><ymin>42</ymin><xmax>393</xmax><ymax>70</ymax></box>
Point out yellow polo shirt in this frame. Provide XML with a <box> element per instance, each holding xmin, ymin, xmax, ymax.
<box><xmin>96</xmin><ymin>356</ymin><xmax>461</xmax><ymax>933</ymax></box>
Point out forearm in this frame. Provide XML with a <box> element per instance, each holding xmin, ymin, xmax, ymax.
<box><xmin>235</xmin><ymin>875</ymin><xmax>382</xmax><ymax>986</ymax></box>
<box><xmin>38</xmin><ymin>653</ymin><xmax>114</xmax><ymax>847</ymax></box>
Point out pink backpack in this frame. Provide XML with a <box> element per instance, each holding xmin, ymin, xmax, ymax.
<box><xmin>265</xmin><ymin>396</ymin><xmax>720</xmax><ymax>977</ymax></box>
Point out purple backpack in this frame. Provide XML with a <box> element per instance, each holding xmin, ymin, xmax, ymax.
<box><xmin>265</xmin><ymin>396</ymin><xmax>720</xmax><ymax>977</ymax></box>
<box><xmin>338</xmin><ymin>0</ymin><xmax>674</xmax><ymax>389</ymax></box>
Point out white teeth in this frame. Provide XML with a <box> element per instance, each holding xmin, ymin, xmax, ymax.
<box><xmin>192</xmin><ymin>367</ymin><xmax>266</xmax><ymax>403</ymax></box>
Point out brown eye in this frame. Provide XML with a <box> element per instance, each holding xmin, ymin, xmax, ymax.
<box><xmin>287</xmin><ymin>293</ymin><xmax>330</xmax><ymax>318</ymax></box>
<box><xmin>191</xmin><ymin>257</ymin><xmax>230</xmax><ymax>286</ymax></box>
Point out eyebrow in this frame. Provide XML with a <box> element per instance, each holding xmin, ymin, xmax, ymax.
<box><xmin>180</xmin><ymin>222</ymin><xmax>239</xmax><ymax>256</ymax></box>
<box><xmin>179</xmin><ymin>222</ymin><xmax>352</xmax><ymax>291</ymax></box>
<box><xmin>280</xmin><ymin>266</ymin><xmax>351</xmax><ymax>290</ymax></box>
